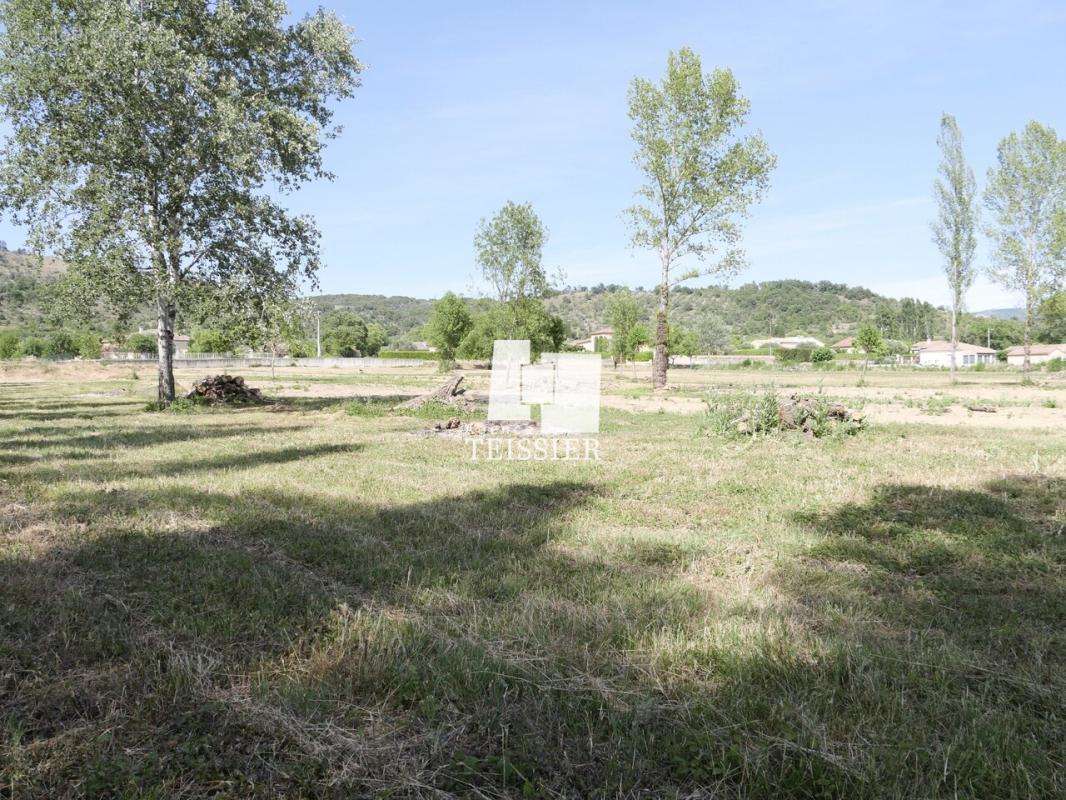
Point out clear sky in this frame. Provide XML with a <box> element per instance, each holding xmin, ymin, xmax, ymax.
<box><xmin>2</xmin><ymin>1</ymin><xmax>1063</xmax><ymax>308</ymax></box>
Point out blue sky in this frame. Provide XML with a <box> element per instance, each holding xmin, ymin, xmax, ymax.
<box><xmin>3</xmin><ymin>1</ymin><xmax>1063</xmax><ymax>308</ymax></box>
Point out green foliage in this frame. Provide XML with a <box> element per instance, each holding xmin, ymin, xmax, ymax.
<box><xmin>322</xmin><ymin>310</ymin><xmax>369</xmax><ymax>357</ymax></box>
<box><xmin>474</xmin><ymin>202</ymin><xmax>549</xmax><ymax>306</ymax></box>
<box><xmin>17</xmin><ymin>335</ymin><xmax>46</xmax><ymax>357</ymax></box>
<box><xmin>426</xmin><ymin>293</ymin><xmax>473</xmax><ymax>361</ymax></box>
<box><xmin>811</xmin><ymin>346</ymin><xmax>835</xmax><ymax>363</ymax></box>
<box><xmin>605</xmin><ymin>291</ymin><xmax>646</xmax><ymax>363</ymax></box>
<box><xmin>457</xmin><ymin>300</ymin><xmax>565</xmax><ymax>360</ymax></box>
<box><xmin>1045</xmin><ymin>357</ymin><xmax>1065</xmax><ymax>372</ymax></box>
<box><xmin>626</xmin><ymin>47</ymin><xmax>775</xmax><ymax>383</ymax></box>
<box><xmin>75</xmin><ymin>331</ymin><xmax>101</xmax><ymax>358</ymax></box>
<box><xmin>286</xmin><ymin>338</ymin><xmax>315</xmax><ymax>358</ymax></box>
<box><xmin>0</xmin><ymin>0</ymin><xmax>363</xmax><ymax>400</ymax></box>
<box><xmin>0</xmin><ymin>329</ymin><xmax>19</xmax><ymax>358</ymax></box>
<box><xmin>44</xmin><ymin>330</ymin><xmax>78</xmax><ymax>359</ymax></box>
<box><xmin>345</xmin><ymin>398</ymin><xmax>475</xmax><ymax>421</ymax></box>
<box><xmin>364</xmin><ymin>323</ymin><xmax>388</xmax><ymax>357</ymax></box>
<box><xmin>1036</xmin><ymin>291</ymin><xmax>1066</xmax><ymax>343</ymax></box>
<box><xmin>703</xmin><ymin>389</ymin><xmax>862</xmax><ymax>439</ymax></box>
<box><xmin>959</xmin><ymin>316</ymin><xmax>1024</xmax><ymax>350</ymax></box>
<box><xmin>856</xmin><ymin>324</ymin><xmax>884</xmax><ymax>358</ymax></box>
<box><xmin>932</xmin><ymin>114</ymin><xmax>979</xmax><ymax>326</ymax></box>
<box><xmin>144</xmin><ymin>396</ymin><xmax>209</xmax><ymax>414</ymax></box>
<box><xmin>983</xmin><ymin>121</ymin><xmax>1064</xmax><ymax>364</ymax></box>
<box><xmin>667</xmin><ymin>324</ymin><xmax>698</xmax><ymax>358</ymax></box>
<box><xmin>126</xmin><ymin>333</ymin><xmax>157</xmax><ymax>355</ymax></box>
<box><xmin>775</xmin><ymin>347</ymin><xmax>813</xmax><ymax>364</ymax></box>
<box><xmin>190</xmin><ymin>329</ymin><xmax>235</xmax><ymax>355</ymax></box>
<box><xmin>703</xmin><ymin>389</ymin><xmax>781</xmax><ymax>437</ymax></box>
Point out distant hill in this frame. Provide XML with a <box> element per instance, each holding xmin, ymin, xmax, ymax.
<box><xmin>972</xmin><ymin>307</ymin><xmax>1024</xmax><ymax>320</ymax></box>
<box><xmin>1</xmin><ymin>248</ymin><xmax>956</xmax><ymax>347</ymax></box>
<box><xmin>0</xmin><ymin>248</ymin><xmax>68</xmax><ymax>328</ymax></box>
<box><xmin>314</xmin><ymin>280</ymin><xmax>949</xmax><ymax>346</ymax></box>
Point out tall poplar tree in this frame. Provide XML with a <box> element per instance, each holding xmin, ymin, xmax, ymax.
<box><xmin>931</xmin><ymin>113</ymin><xmax>978</xmax><ymax>382</ymax></box>
<box><xmin>625</xmin><ymin>48</ymin><xmax>774</xmax><ymax>388</ymax></box>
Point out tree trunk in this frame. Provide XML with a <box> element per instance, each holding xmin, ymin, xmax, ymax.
<box><xmin>1023</xmin><ymin>292</ymin><xmax>1032</xmax><ymax>375</ymax></box>
<box><xmin>156</xmin><ymin>297</ymin><xmax>177</xmax><ymax>404</ymax></box>
<box><xmin>652</xmin><ymin>253</ymin><xmax>669</xmax><ymax>389</ymax></box>
<box><xmin>949</xmin><ymin>305</ymin><xmax>957</xmax><ymax>383</ymax></box>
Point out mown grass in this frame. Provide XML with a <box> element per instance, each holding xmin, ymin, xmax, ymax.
<box><xmin>0</xmin><ymin>372</ymin><xmax>1063</xmax><ymax>799</ymax></box>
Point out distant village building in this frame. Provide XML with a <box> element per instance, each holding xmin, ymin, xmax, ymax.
<box><xmin>1004</xmin><ymin>344</ymin><xmax>1066</xmax><ymax>366</ymax></box>
<box><xmin>409</xmin><ymin>341</ymin><xmax>437</xmax><ymax>352</ymax></box>
<box><xmin>831</xmin><ymin>337</ymin><xmax>855</xmax><ymax>353</ymax></box>
<box><xmin>571</xmin><ymin>327</ymin><xmax>613</xmax><ymax>352</ymax></box>
<box><xmin>750</xmin><ymin>336</ymin><xmax>824</xmax><ymax>350</ymax></box>
<box><xmin>911</xmin><ymin>339</ymin><xmax>995</xmax><ymax>367</ymax></box>
<box><xmin>173</xmin><ymin>334</ymin><xmax>191</xmax><ymax>357</ymax></box>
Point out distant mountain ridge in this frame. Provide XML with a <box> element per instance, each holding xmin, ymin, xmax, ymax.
<box><xmin>972</xmin><ymin>307</ymin><xmax>1024</xmax><ymax>320</ymax></box>
<box><xmin>1</xmin><ymin>248</ymin><xmax>955</xmax><ymax>346</ymax></box>
<box><xmin>313</xmin><ymin>279</ymin><xmax>948</xmax><ymax>346</ymax></box>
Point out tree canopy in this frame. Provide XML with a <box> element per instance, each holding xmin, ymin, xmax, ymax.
<box><xmin>0</xmin><ymin>0</ymin><xmax>362</xmax><ymax>400</ymax></box>
<box><xmin>626</xmin><ymin>47</ymin><xmax>774</xmax><ymax>386</ymax></box>
<box><xmin>983</xmin><ymin>121</ymin><xmax>1065</xmax><ymax>370</ymax></box>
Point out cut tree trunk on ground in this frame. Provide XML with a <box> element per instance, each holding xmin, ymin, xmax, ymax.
<box><xmin>396</xmin><ymin>375</ymin><xmax>467</xmax><ymax>410</ymax></box>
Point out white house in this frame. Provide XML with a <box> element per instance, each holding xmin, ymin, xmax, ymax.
<box><xmin>832</xmin><ymin>337</ymin><xmax>855</xmax><ymax>353</ymax></box>
<box><xmin>911</xmin><ymin>339</ymin><xmax>996</xmax><ymax>367</ymax></box>
<box><xmin>1005</xmin><ymin>343</ymin><xmax>1066</xmax><ymax>366</ymax></box>
<box><xmin>571</xmin><ymin>327</ymin><xmax>614</xmax><ymax>352</ymax></box>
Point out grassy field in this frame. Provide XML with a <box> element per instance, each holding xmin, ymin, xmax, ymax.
<box><xmin>1</xmin><ymin>363</ymin><xmax>1064</xmax><ymax>798</ymax></box>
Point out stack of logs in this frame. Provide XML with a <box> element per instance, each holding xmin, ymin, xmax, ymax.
<box><xmin>185</xmin><ymin>375</ymin><xmax>263</xmax><ymax>404</ymax></box>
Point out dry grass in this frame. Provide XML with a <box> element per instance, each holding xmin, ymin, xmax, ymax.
<box><xmin>1</xmin><ymin>364</ymin><xmax>1063</xmax><ymax>798</ymax></box>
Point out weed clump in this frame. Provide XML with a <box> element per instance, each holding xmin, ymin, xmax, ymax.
<box><xmin>703</xmin><ymin>388</ymin><xmax>864</xmax><ymax>439</ymax></box>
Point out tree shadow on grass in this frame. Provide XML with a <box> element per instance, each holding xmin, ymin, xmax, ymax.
<box><xmin>3</xmin><ymin>464</ymin><xmax>1064</xmax><ymax>797</ymax></box>
<box><xmin>784</xmin><ymin>476</ymin><xmax>1063</xmax><ymax>669</ymax></box>
<box><xmin>774</xmin><ymin>474</ymin><xmax>1064</xmax><ymax>797</ymax></box>
<box><xmin>0</xmin><ymin>423</ymin><xmax>319</xmax><ymax>476</ymax></box>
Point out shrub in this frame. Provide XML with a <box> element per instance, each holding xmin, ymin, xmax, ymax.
<box><xmin>703</xmin><ymin>388</ymin><xmax>862</xmax><ymax>439</ymax></box>
<box><xmin>144</xmin><ymin>396</ymin><xmax>209</xmax><ymax>413</ymax></box>
<box><xmin>18</xmin><ymin>337</ymin><xmax>47</xmax><ymax>357</ymax></box>
<box><xmin>190</xmin><ymin>329</ymin><xmax>234</xmax><ymax>354</ymax></box>
<box><xmin>126</xmin><ymin>333</ymin><xmax>157</xmax><ymax>354</ymax></box>
<box><xmin>811</xmin><ymin>346</ymin><xmax>834</xmax><ymax>363</ymax></box>
<box><xmin>775</xmin><ymin>347</ymin><xmax>813</xmax><ymax>364</ymax></box>
<box><xmin>0</xmin><ymin>330</ymin><xmax>19</xmax><ymax>359</ymax></box>
<box><xmin>703</xmin><ymin>389</ymin><xmax>781</xmax><ymax>437</ymax></box>
<box><xmin>76</xmin><ymin>332</ymin><xmax>102</xmax><ymax>359</ymax></box>
<box><xmin>1046</xmin><ymin>357</ymin><xmax>1064</xmax><ymax>373</ymax></box>
<box><xmin>44</xmin><ymin>331</ymin><xmax>79</xmax><ymax>359</ymax></box>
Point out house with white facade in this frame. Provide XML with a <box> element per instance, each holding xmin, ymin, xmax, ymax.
<box><xmin>1004</xmin><ymin>344</ymin><xmax>1066</xmax><ymax>367</ymax></box>
<box><xmin>571</xmin><ymin>327</ymin><xmax>614</xmax><ymax>352</ymax></box>
<box><xmin>911</xmin><ymin>339</ymin><xmax>996</xmax><ymax>367</ymax></box>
